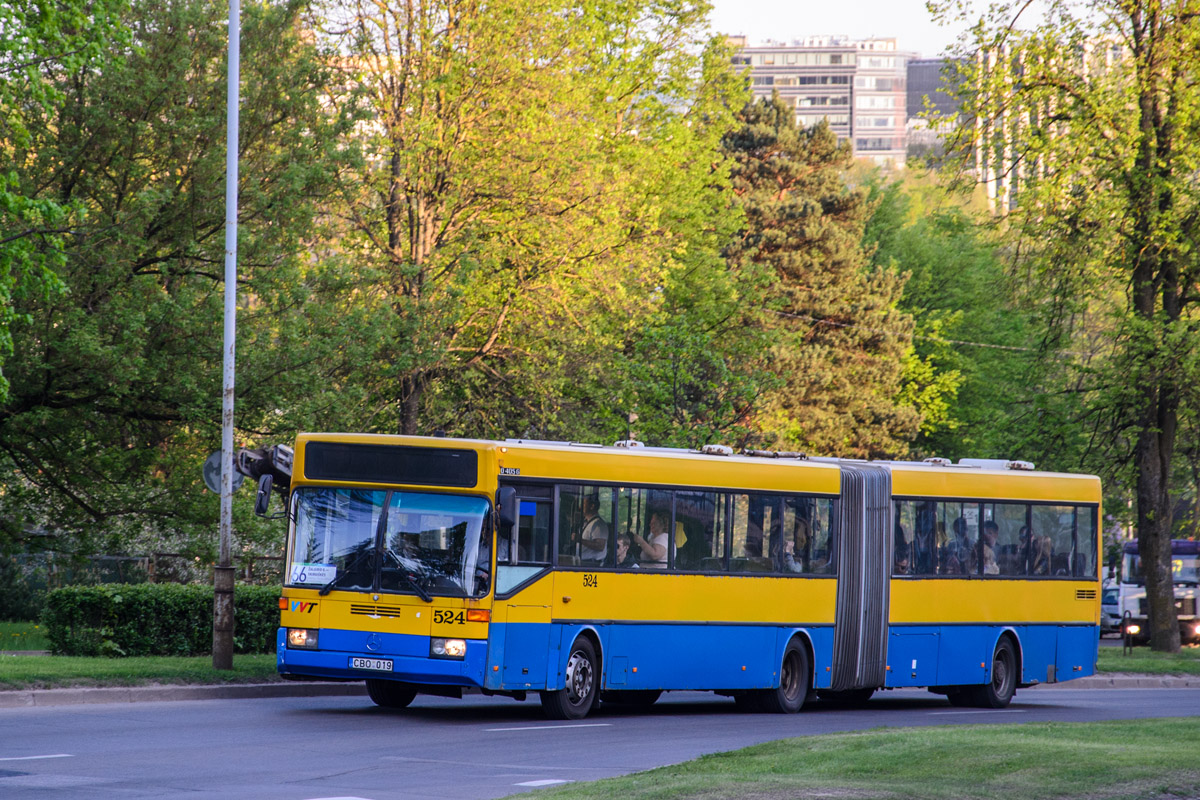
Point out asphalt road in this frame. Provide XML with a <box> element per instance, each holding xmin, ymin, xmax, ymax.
<box><xmin>2</xmin><ymin>687</ymin><xmax>1198</xmax><ymax>800</ymax></box>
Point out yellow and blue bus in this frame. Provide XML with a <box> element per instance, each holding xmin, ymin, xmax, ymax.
<box><xmin>243</xmin><ymin>433</ymin><xmax>1102</xmax><ymax>719</ymax></box>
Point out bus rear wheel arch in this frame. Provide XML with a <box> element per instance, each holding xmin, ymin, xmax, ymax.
<box><xmin>752</xmin><ymin>637</ymin><xmax>811</xmax><ymax>714</ymax></box>
<box><xmin>949</xmin><ymin>635</ymin><xmax>1018</xmax><ymax>709</ymax></box>
<box><xmin>540</xmin><ymin>635</ymin><xmax>600</xmax><ymax>720</ymax></box>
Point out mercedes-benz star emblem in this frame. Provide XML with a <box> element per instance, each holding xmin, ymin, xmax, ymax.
<box><xmin>365</xmin><ymin>633</ymin><xmax>382</xmax><ymax>652</ymax></box>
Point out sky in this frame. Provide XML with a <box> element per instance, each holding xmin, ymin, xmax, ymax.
<box><xmin>706</xmin><ymin>0</ymin><xmax>969</xmax><ymax>58</ymax></box>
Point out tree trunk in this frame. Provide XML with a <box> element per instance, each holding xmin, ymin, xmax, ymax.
<box><xmin>399</xmin><ymin>373</ymin><xmax>421</xmax><ymax>436</ymax></box>
<box><xmin>1135</xmin><ymin>420</ymin><xmax>1182</xmax><ymax>652</ymax></box>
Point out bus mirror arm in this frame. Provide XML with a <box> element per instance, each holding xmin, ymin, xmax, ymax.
<box><xmin>497</xmin><ymin>486</ymin><xmax>517</xmax><ymax>529</ymax></box>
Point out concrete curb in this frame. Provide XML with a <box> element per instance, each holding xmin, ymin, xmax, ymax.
<box><xmin>0</xmin><ymin>681</ymin><xmax>367</xmax><ymax>709</ymax></box>
<box><xmin>1026</xmin><ymin>674</ymin><xmax>1200</xmax><ymax>690</ymax></box>
<box><xmin>1</xmin><ymin>674</ymin><xmax>1196</xmax><ymax>709</ymax></box>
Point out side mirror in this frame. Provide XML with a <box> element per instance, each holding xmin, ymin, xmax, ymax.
<box><xmin>496</xmin><ymin>486</ymin><xmax>517</xmax><ymax>529</ymax></box>
<box><xmin>254</xmin><ymin>474</ymin><xmax>274</xmax><ymax>517</ymax></box>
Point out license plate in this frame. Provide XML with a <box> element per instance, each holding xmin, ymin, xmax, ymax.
<box><xmin>350</xmin><ymin>657</ymin><xmax>393</xmax><ymax>672</ymax></box>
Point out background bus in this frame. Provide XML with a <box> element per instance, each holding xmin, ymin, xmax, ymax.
<box><xmin>246</xmin><ymin>433</ymin><xmax>1102</xmax><ymax>719</ymax></box>
<box><xmin>1117</xmin><ymin>539</ymin><xmax>1200</xmax><ymax>643</ymax></box>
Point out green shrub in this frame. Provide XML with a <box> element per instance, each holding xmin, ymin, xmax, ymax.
<box><xmin>42</xmin><ymin>584</ymin><xmax>280</xmax><ymax>657</ymax></box>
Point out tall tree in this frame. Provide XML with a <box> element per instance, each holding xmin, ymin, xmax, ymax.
<box><xmin>864</xmin><ymin>170</ymin><xmax>1061</xmax><ymax>463</ymax></box>
<box><xmin>0</xmin><ymin>0</ymin><xmax>353</xmax><ymax>558</ymax></box>
<box><xmin>0</xmin><ymin>0</ymin><xmax>126</xmax><ymax>402</ymax></box>
<box><xmin>321</xmin><ymin>0</ymin><xmax>760</xmax><ymax>442</ymax></box>
<box><xmin>723</xmin><ymin>97</ymin><xmax>921</xmax><ymax>458</ymax></box>
<box><xmin>934</xmin><ymin>0</ymin><xmax>1200</xmax><ymax>651</ymax></box>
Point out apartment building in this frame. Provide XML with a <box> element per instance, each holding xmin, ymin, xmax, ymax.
<box><xmin>730</xmin><ymin>36</ymin><xmax>914</xmax><ymax>168</ymax></box>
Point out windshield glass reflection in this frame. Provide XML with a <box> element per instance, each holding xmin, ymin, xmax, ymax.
<box><xmin>288</xmin><ymin>488</ymin><xmax>489</xmax><ymax>597</ymax></box>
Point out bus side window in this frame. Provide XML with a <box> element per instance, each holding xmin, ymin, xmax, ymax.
<box><xmin>516</xmin><ymin>501</ymin><xmax>551</xmax><ymax>565</ymax></box>
<box><xmin>893</xmin><ymin>500</ymin><xmax>915</xmax><ymax>576</ymax></box>
<box><xmin>993</xmin><ymin>502</ymin><xmax>1028</xmax><ymax>576</ymax></box>
<box><xmin>1074</xmin><ymin>505</ymin><xmax>1097</xmax><ymax>578</ymax></box>
<box><xmin>557</xmin><ymin>485</ymin><xmax>613</xmax><ymax>568</ymax></box>
<box><xmin>809</xmin><ymin>497</ymin><xmax>835</xmax><ymax>574</ymax></box>
<box><xmin>730</xmin><ymin>494</ymin><xmax>774</xmax><ymax>574</ymax></box>
<box><xmin>674</xmin><ymin>491</ymin><xmax>718</xmax><ymax>571</ymax></box>
<box><xmin>700</xmin><ymin>494</ymin><xmax>731</xmax><ymax>572</ymax></box>
<box><xmin>909</xmin><ymin>500</ymin><xmax>940</xmax><ymax>576</ymax></box>
<box><xmin>1034</xmin><ymin>505</ymin><xmax>1074</xmax><ymax>577</ymax></box>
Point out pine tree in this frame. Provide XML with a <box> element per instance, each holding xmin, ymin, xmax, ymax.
<box><xmin>723</xmin><ymin>96</ymin><xmax>919</xmax><ymax>458</ymax></box>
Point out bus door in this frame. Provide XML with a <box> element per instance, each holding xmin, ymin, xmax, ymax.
<box><xmin>496</xmin><ymin>495</ymin><xmax>554</xmax><ymax>688</ymax></box>
<box><xmin>831</xmin><ymin>464</ymin><xmax>892</xmax><ymax>691</ymax></box>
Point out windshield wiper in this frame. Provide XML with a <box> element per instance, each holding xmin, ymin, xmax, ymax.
<box><xmin>318</xmin><ymin>550</ymin><xmax>374</xmax><ymax>596</ymax></box>
<box><xmin>398</xmin><ymin>569</ymin><xmax>433</xmax><ymax>603</ymax></box>
<box><xmin>379</xmin><ymin>548</ymin><xmax>433</xmax><ymax>602</ymax></box>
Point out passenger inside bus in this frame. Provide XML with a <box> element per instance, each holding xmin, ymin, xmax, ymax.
<box><xmin>1019</xmin><ymin>526</ymin><xmax>1050</xmax><ymax>575</ymax></box>
<box><xmin>944</xmin><ymin>517</ymin><xmax>976</xmax><ymax>575</ymax></box>
<box><xmin>614</xmin><ymin>533</ymin><xmax>639</xmax><ymax>568</ymax></box>
<box><xmin>894</xmin><ymin>542</ymin><xmax>910</xmax><ymax>575</ymax></box>
<box><xmin>981</xmin><ymin>521</ymin><xmax>1000</xmax><ymax>575</ymax></box>
<box><xmin>631</xmin><ymin>510</ymin><xmax>669</xmax><ymax>568</ymax></box>
<box><xmin>574</xmin><ymin>494</ymin><xmax>609</xmax><ymax>567</ymax></box>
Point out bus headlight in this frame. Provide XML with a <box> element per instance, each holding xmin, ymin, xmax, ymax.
<box><xmin>430</xmin><ymin>638</ymin><xmax>466</xmax><ymax>659</ymax></box>
<box><xmin>1125</xmin><ymin>624</ymin><xmax>1141</xmax><ymax>636</ymax></box>
<box><xmin>287</xmin><ymin>628</ymin><xmax>319</xmax><ymax>649</ymax></box>
<box><xmin>1193</xmin><ymin>623</ymin><xmax>1200</xmax><ymax>638</ymax></box>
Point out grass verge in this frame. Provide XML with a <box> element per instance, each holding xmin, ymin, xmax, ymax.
<box><xmin>0</xmin><ymin>653</ymin><xmax>280</xmax><ymax>690</ymax></box>
<box><xmin>517</xmin><ymin>718</ymin><xmax>1200</xmax><ymax>800</ymax></box>
<box><xmin>0</xmin><ymin>620</ymin><xmax>50</xmax><ymax>651</ymax></box>
<box><xmin>1097</xmin><ymin>642</ymin><xmax>1200</xmax><ymax>675</ymax></box>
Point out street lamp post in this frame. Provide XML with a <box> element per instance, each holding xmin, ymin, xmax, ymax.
<box><xmin>214</xmin><ymin>0</ymin><xmax>240</xmax><ymax>671</ymax></box>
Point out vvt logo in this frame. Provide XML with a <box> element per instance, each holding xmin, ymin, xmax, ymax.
<box><xmin>290</xmin><ymin>601</ymin><xmax>317</xmax><ymax>614</ymax></box>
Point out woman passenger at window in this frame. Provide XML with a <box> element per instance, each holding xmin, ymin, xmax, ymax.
<box><xmin>631</xmin><ymin>510</ymin><xmax>669</xmax><ymax>569</ymax></box>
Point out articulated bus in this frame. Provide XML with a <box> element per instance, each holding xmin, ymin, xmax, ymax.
<box><xmin>1117</xmin><ymin>539</ymin><xmax>1200</xmax><ymax>643</ymax></box>
<box><xmin>243</xmin><ymin>433</ymin><xmax>1102</xmax><ymax>719</ymax></box>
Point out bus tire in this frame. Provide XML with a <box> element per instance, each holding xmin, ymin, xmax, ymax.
<box><xmin>366</xmin><ymin>679</ymin><xmax>417</xmax><ymax>709</ymax></box>
<box><xmin>969</xmin><ymin>637</ymin><xmax>1017</xmax><ymax>708</ymax></box>
<box><xmin>757</xmin><ymin>639</ymin><xmax>810</xmax><ymax>714</ymax></box>
<box><xmin>540</xmin><ymin>637</ymin><xmax>599</xmax><ymax>720</ymax></box>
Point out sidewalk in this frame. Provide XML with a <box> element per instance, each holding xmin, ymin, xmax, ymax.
<box><xmin>0</xmin><ymin>673</ymin><xmax>1195</xmax><ymax>709</ymax></box>
<box><xmin>0</xmin><ymin>680</ymin><xmax>367</xmax><ymax>708</ymax></box>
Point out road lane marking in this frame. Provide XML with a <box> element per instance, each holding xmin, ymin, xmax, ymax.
<box><xmin>515</xmin><ymin>780</ymin><xmax>572</xmax><ymax>787</ymax></box>
<box><xmin>383</xmin><ymin>756</ymin><xmax>581</xmax><ymax>771</ymax></box>
<box><xmin>0</xmin><ymin>754</ymin><xmax>73</xmax><ymax>762</ymax></box>
<box><xmin>928</xmin><ymin>710</ymin><xmax>1028</xmax><ymax>716</ymax></box>
<box><xmin>485</xmin><ymin>723</ymin><xmax>612</xmax><ymax>732</ymax></box>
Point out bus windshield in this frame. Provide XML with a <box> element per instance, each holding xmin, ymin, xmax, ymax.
<box><xmin>1122</xmin><ymin>553</ymin><xmax>1200</xmax><ymax>586</ymax></box>
<box><xmin>287</xmin><ymin>487</ymin><xmax>490</xmax><ymax>598</ymax></box>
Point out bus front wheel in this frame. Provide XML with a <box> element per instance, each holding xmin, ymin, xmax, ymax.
<box><xmin>541</xmin><ymin>637</ymin><xmax>599</xmax><ymax>720</ymax></box>
<box><xmin>757</xmin><ymin>639</ymin><xmax>810</xmax><ymax>714</ymax></box>
<box><xmin>366</xmin><ymin>678</ymin><xmax>417</xmax><ymax>709</ymax></box>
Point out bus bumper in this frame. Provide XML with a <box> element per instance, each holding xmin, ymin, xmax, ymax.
<box><xmin>276</xmin><ymin>627</ymin><xmax>488</xmax><ymax>688</ymax></box>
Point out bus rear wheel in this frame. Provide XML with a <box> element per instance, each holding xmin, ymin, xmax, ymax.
<box><xmin>366</xmin><ymin>678</ymin><xmax>417</xmax><ymax>709</ymax></box>
<box><xmin>541</xmin><ymin>637</ymin><xmax>599</xmax><ymax>720</ymax></box>
<box><xmin>756</xmin><ymin>639</ymin><xmax>810</xmax><ymax>714</ymax></box>
<box><xmin>967</xmin><ymin>637</ymin><xmax>1017</xmax><ymax>708</ymax></box>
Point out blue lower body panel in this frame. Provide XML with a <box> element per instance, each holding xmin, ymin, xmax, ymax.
<box><xmin>884</xmin><ymin>624</ymin><xmax>1099</xmax><ymax>688</ymax></box>
<box><xmin>276</xmin><ymin>627</ymin><xmax>488</xmax><ymax>688</ymax></box>
<box><xmin>486</xmin><ymin>622</ymin><xmax>834</xmax><ymax>693</ymax></box>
